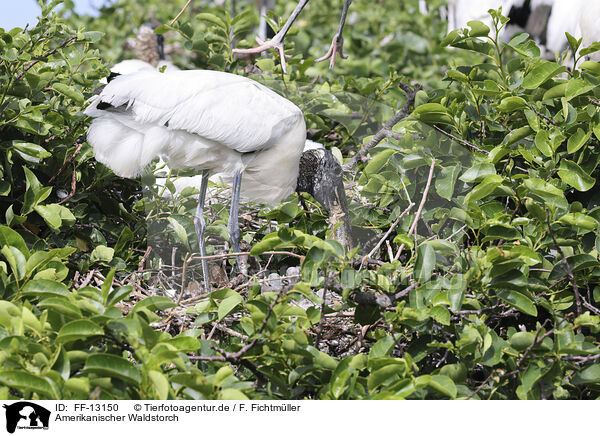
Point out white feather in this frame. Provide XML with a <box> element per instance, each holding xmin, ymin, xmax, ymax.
<box><xmin>545</xmin><ymin>0</ymin><xmax>585</xmax><ymax>54</ymax></box>
<box><xmin>579</xmin><ymin>1</ymin><xmax>600</xmax><ymax>61</ymax></box>
<box><xmin>156</xmin><ymin>140</ymin><xmax>323</xmax><ymax>200</ymax></box>
<box><xmin>85</xmin><ymin>69</ymin><xmax>306</xmax><ymax>205</ymax></box>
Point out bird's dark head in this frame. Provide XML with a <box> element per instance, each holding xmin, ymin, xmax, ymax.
<box><xmin>297</xmin><ymin>144</ymin><xmax>352</xmax><ymax>250</ymax></box>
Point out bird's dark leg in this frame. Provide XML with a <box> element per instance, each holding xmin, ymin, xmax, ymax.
<box><xmin>316</xmin><ymin>0</ymin><xmax>352</xmax><ymax>69</ymax></box>
<box><xmin>228</xmin><ymin>170</ymin><xmax>247</xmax><ymax>275</ymax></box>
<box><xmin>232</xmin><ymin>0</ymin><xmax>310</xmax><ymax>73</ymax></box>
<box><xmin>194</xmin><ymin>169</ymin><xmax>210</xmax><ymax>290</ymax></box>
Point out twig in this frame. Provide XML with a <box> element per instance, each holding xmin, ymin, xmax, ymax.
<box><xmin>136</xmin><ymin>246</ymin><xmax>152</xmax><ymax>291</ymax></box>
<box><xmin>561</xmin><ymin>353</ymin><xmax>600</xmax><ymax>364</ymax></box>
<box><xmin>394</xmin><ymin>159</ymin><xmax>436</xmax><ymax>260</ymax></box>
<box><xmin>528</xmin><ymin>105</ymin><xmax>558</xmax><ymax>126</ymax></box>
<box><xmin>589</xmin><ymin>98</ymin><xmax>600</xmax><ymax>108</ymax></box>
<box><xmin>466</xmin><ymin>369</ymin><xmax>497</xmax><ymax>399</ymax></box>
<box><xmin>14</xmin><ymin>35</ymin><xmax>78</xmax><ymax>82</ymax></box>
<box><xmin>366</xmin><ymin>202</ymin><xmax>414</xmax><ymax>259</ymax></box>
<box><xmin>432</xmin><ymin>125</ymin><xmax>488</xmax><ymax>154</ymax></box>
<box><xmin>48</xmin><ymin>136</ymin><xmax>84</xmax><ymax>184</ymax></box>
<box><xmin>189</xmin><ymin>250</ymin><xmax>304</xmax><ymax>262</ymax></box>
<box><xmin>191</xmin><ymin>287</ymin><xmax>285</xmax><ymax>363</ymax></box>
<box><xmin>516</xmin><ymin>327</ymin><xmax>554</xmax><ymax>368</ymax></box>
<box><xmin>343</xmin><ymin>82</ymin><xmax>421</xmax><ymax>170</ymax></box>
<box><xmin>314</xmin><ymin>273</ymin><xmax>333</xmax><ymax>349</ymax></box>
<box><xmin>169</xmin><ymin>0</ymin><xmax>193</xmax><ymax>26</ymax></box>
<box><xmin>57</xmin><ymin>164</ymin><xmax>77</xmax><ymax>205</ymax></box>
<box><xmin>547</xmin><ymin>211</ymin><xmax>582</xmax><ymax>316</ymax></box>
<box><xmin>209</xmin><ymin>323</ymin><xmax>249</xmax><ymax>340</ymax></box>
<box><xmin>581</xmin><ymin>296</ymin><xmax>600</xmax><ymax>316</ymax></box>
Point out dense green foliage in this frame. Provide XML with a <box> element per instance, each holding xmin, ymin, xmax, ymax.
<box><xmin>1</xmin><ymin>0</ymin><xmax>600</xmax><ymax>399</ymax></box>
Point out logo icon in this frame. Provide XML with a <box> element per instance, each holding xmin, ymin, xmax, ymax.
<box><xmin>2</xmin><ymin>402</ymin><xmax>50</xmax><ymax>433</ymax></box>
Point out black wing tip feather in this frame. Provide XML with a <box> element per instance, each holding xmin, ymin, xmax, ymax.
<box><xmin>97</xmin><ymin>101</ymin><xmax>113</xmax><ymax>110</ymax></box>
<box><xmin>107</xmin><ymin>72</ymin><xmax>121</xmax><ymax>83</ymax></box>
<box><xmin>95</xmin><ymin>72</ymin><xmax>122</xmax><ymax>111</ymax></box>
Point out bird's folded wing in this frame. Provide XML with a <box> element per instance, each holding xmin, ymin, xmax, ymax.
<box><xmin>87</xmin><ymin>70</ymin><xmax>303</xmax><ymax>153</ymax></box>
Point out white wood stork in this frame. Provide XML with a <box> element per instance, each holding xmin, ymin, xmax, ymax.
<box><xmin>579</xmin><ymin>1</ymin><xmax>600</xmax><ymax>61</ymax></box>
<box><xmin>446</xmin><ymin>0</ymin><xmax>555</xmax><ymax>42</ymax></box>
<box><xmin>84</xmin><ymin>69</ymin><xmax>351</xmax><ymax>288</ymax></box>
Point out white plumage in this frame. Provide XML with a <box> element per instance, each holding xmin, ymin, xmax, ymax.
<box><xmin>544</xmin><ymin>0</ymin><xmax>584</xmax><ymax>54</ymax></box>
<box><xmin>157</xmin><ymin>139</ymin><xmax>324</xmax><ymax>200</ymax></box>
<box><xmin>446</xmin><ymin>0</ymin><xmax>519</xmax><ymax>33</ymax></box>
<box><xmin>578</xmin><ymin>1</ymin><xmax>600</xmax><ymax>61</ymax></box>
<box><xmin>85</xmin><ymin>69</ymin><xmax>306</xmax><ymax>205</ymax></box>
<box><xmin>110</xmin><ymin>58</ymin><xmax>179</xmax><ymax>75</ymax></box>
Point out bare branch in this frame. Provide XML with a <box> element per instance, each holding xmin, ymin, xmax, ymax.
<box><xmin>169</xmin><ymin>0</ymin><xmax>193</xmax><ymax>26</ymax></box>
<box><xmin>432</xmin><ymin>125</ymin><xmax>488</xmax><ymax>154</ymax></box>
<box><xmin>547</xmin><ymin>211</ymin><xmax>582</xmax><ymax>316</ymax></box>
<box><xmin>343</xmin><ymin>82</ymin><xmax>421</xmax><ymax>170</ymax></box>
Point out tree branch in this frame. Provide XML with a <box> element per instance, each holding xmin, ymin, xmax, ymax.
<box><xmin>343</xmin><ymin>81</ymin><xmax>421</xmax><ymax>170</ymax></box>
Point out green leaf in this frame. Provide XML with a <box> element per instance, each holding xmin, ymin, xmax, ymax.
<box><xmin>132</xmin><ymin>296</ymin><xmax>176</xmax><ymax>312</ymax></box>
<box><xmin>83</xmin><ymin>354</ymin><xmax>142</xmax><ymax>384</ymax></box>
<box><xmin>459</xmin><ymin>162</ymin><xmax>496</xmax><ymax>183</ymax></box>
<box><xmin>0</xmin><ymin>371</ymin><xmax>58</xmax><ymax>399</ymax></box>
<box><xmin>572</xmin><ymin>364</ymin><xmax>600</xmax><ymax>384</ymax></box>
<box><xmin>430</xmin><ymin>306</ymin><xmax>450</xmax><ymax>326</ymax></box>
<box><xmin>534</xmin><ymin>130</ymin><xmax>552</xmax><ymax>157</ymax></box>
<box><xmin>34</xmin><ymin>205</ymin><xmax>62</xmax><ymax>230</ymax></box>
<box><xmin>412</xmin><ymin>103</ymin><xmax>454</xmax><ymax>125</ymax></box>
<box><xmin>218</xmin><ymin>293</ymin><xmax>243</xmax><ymax>321</ymax></box>
<box><xmin>90</xmin><ymin>245</ymin><xmax>114</xmax><ymax>263</ymax></box>
<box><xmin>1</xmin><ymin>246</ymin><xmax>27</xmax><ymax>280</ymax></box>
<box><xmin>435</xmin><ymin>165</ymin><xmax>460</xmax><ymax>200</ymax></box>
<box><xmin>581</xmin><ymin>61</ymin><xmax>600</xmax><ymax>76</ymax></box>
<box><xmin>415</xmin><ymin>244</ymin><xmax>435</xmax><ymax>283</ymax></box>
<box><xmin>497</xmin><ymin>96</ymin><xmax>527</xmax><ymax>112</ymax></box>
<box><xmin>557</xmin><ymin>160</ymin><xmax>595</xmax><ymax>192</ymax></box>
<box><xmin>52</xmin><ymin>82</ymin><xmax>84</xmax><ymax>103</ymax></box>
<box><xmin>56</xmin><ymin>320</ymin><xmax>104</xmax><ymax>343</ymax></box>
<box><xmin>522</xmin><ymin>62</ymin><xmax>566</xmax><ymax>89</ymax></box>
<box><xmin>363</xmin><ymin>149</ymin><xmax>396</xmax><ymax>176</ymax></box>
<box><xmin>21</xmin><ymin>279</ymin><xmax>69</xmax><ymax>297</ymax></box>
<box><xmin>37</xmin><ymin>297</ymin><xmax>82</xmax><ymax>318</ymax></box>
<box><xmin>149</xmin><ymin>370</ymin><xmax>169</xmax><ymax>400</ymax></box>
<box><xmin>467</xmin><ymin>20</ymin><xmax>490</xmax><ymax>37</ymax></box>
<box><xmin>106</xmin><ymin>286</ymin><xmax>132</xmax><ymax>307</ymax></box>
<box><xmin>428</xmin><ymin>374</ymin><xmax>457</xmax><ymax>398</ymax></box>
<box><xmin>567</xmin><ymin>128</ymin><xmax>591</xmax><ymax>154</ymax></box>
<box><xmin>465</xmin><ymin>174</ymin><xmax>503</xmax><ymax>202</ymax></box>
<box><xmin>12</xmin><ymin>141</ymin><xmax>51</xmax><ymax>159</ymax></box>
<box><xmin>504</xmin><ymin>126</ymin><xmax>533</xmax><ymax>146</ymax></box>
<box><xmin>558</xmin><ymin>213</ymin><xmax>597</xmax><ymax>231</ymax></box>
<box><xmin>195</xmin><ymin>13</ymin><xmax>228</xmax><ymax>30</ymax></box>
<box><xmin>167</xmin><ymin>217</ymin><xmax>190</xmax><ymax>251</ymax></box>
<box><xmin>367</xmin><ymin>360</ymin><xmax>408</xmax><ymax>390</ymax></box>
<box><xmin>496</xmin><ymin>290</ymin><xmax>538</xmax><ymax>316</ymax></box>
<box><xmin>0</xmin><ymin>225</ymin><xmax>28</xmax><ymax>257</ymax></box>
<box><xmin>523</xmin><ymin>178</ymin><xmax>564</xmax><ymax>199</ymax></box>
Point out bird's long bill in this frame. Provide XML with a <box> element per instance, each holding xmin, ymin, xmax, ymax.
<box><xmin>326</xmin><ymin>177</ymin><xmax>353</xmax><ymax>251</ymax></box>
